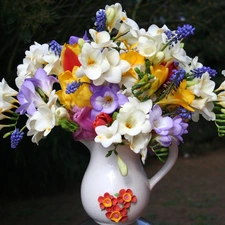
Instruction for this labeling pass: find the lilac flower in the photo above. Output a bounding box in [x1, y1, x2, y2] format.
[150, 103, 189, 147]
[11, 128, 24, 148]
[149, 104, 173, 136]
[90, 84, 128, 118]
[16, 68, 57, 115]
[69, 31, 89, 45]
[28, 68, 58, 96]
[169, 116, 188, 144]
[49, 40, 62, 56]
[16, 79, 44, 115]
[94, 9, 106, 32]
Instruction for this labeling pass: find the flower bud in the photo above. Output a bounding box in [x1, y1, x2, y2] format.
[55, 107, 69, 119]
[117, 155, 128, 176]
[78, 38, 85, 49]
[106, 8, 115, 24]
[153, 51, 165, 64]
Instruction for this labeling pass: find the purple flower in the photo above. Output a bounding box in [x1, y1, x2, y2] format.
[72, 106, 96, 141]
[69, 31, 89, 45]
[155, 115, 188, 147]
[90, 84, 128, 118]
[16, 68, 57, 115]
[28, 68, 58, 96]
[150, 104, 173, 135]
[16, 80, 44, 115]
[169, 116, 188, 144]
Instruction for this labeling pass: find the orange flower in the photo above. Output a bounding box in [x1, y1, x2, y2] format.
[157, 79, 195, 112]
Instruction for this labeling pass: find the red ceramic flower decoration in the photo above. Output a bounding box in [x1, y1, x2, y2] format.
[98, 192, 117, 211]
[106, 205, 128, 223]
[98, 188, 137, 223]
[117, 188, 137, 208]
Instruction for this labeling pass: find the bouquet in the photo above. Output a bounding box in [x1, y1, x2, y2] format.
[1, 3, 225, 172]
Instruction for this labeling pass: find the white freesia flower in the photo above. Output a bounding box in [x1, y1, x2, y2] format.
[121, 97, 153, 115]
[191, 98, 215, 122]
[25, 42, 49, 64]
[95, 120, 122, 147]
[147, 24, 169, 38]
[114, 17, 140, 45]
[125, 132, 152, 163]
[26, 90, 60, 144]
[188, 73, 217, 101]
[89, 29, 117, 49]
[0, 78, 18, 112]
[182, 56, 203, 73]
[42, 53, 63, 76]
[189, 73, 217, 122]
[76, 43, 110, 81]
[16, 42, 62, 88]
[117, 98, 152, 136]
[137, 36, 158, 59]
[105, 3, 124, 32]
[16, 58, 41, 88]
[217, 91, 225, 108]
[26, 104, 57, 144]
[164, 41, 191, 65]
[94, 48, 130, 85]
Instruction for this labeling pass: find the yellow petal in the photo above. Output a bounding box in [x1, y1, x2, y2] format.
[56, 67, 92, 109]
[157, 80, 195, 112]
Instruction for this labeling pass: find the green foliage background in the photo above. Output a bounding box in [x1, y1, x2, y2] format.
[0, 0, 225, 197]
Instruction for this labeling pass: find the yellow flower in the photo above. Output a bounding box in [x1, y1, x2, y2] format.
[149, 64, 169, 96]
[120, 51, 145, 79]
[157, 79, 195, 112]
[56, 67, 92, 109]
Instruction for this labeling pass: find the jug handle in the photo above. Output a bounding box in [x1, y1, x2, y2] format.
[149, 140, 179, 190]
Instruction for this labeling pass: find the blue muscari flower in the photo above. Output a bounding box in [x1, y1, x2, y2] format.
[94, 9, 106, 32]
[49, 40, 62, 56]
[169, 68, 186, 87]
[11, 128, 24, 149]
[176, 107, 193, 120]
[66, 81, 82, 94]
[191, 66, 217, 78]
[164, 24, 195, 46]
[175, 24, 195, 40]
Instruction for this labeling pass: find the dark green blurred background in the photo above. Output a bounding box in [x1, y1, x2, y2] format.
[0, 0, 225, 198]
